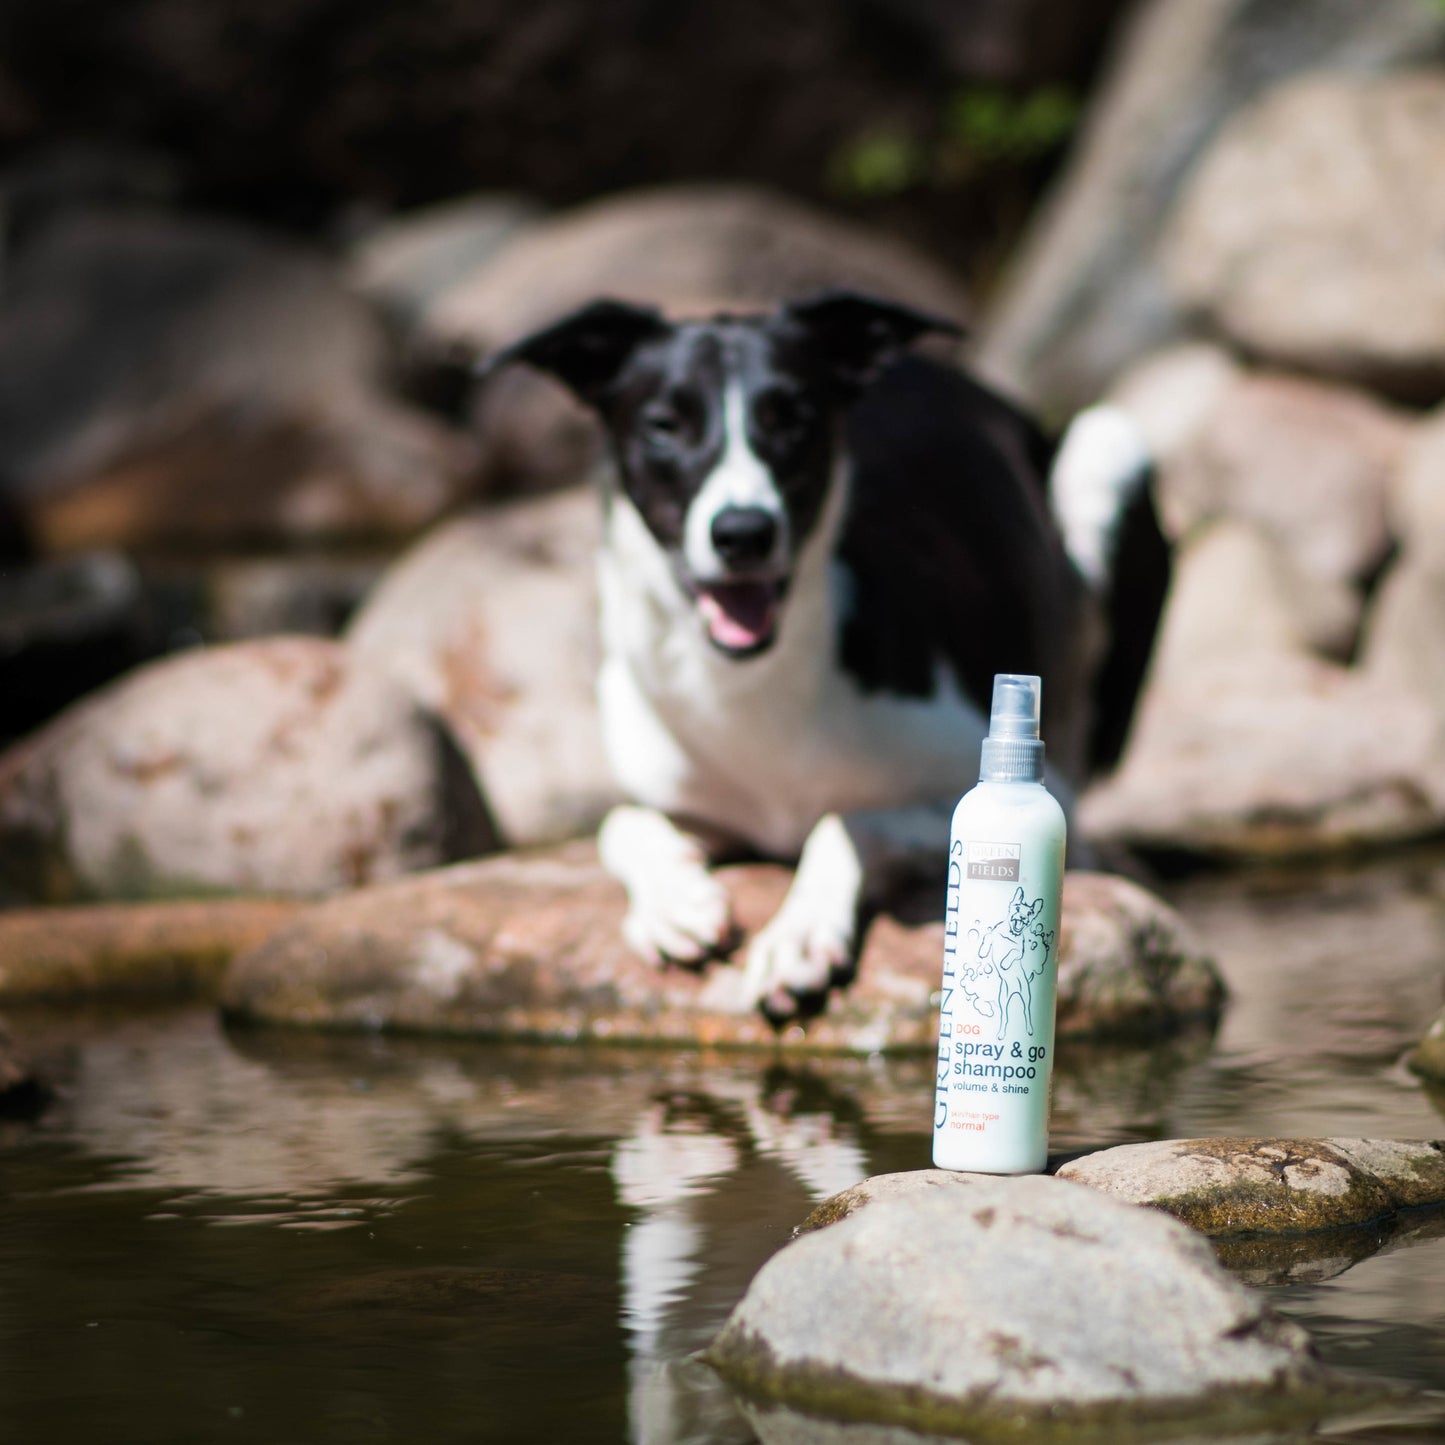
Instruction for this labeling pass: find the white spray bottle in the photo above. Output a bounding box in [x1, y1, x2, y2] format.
[933, 673, 1066, 1174]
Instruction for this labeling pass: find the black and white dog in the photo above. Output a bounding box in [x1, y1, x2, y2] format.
[492, 292, 1164, 1017]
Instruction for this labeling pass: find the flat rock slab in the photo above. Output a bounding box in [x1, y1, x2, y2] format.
[220, 846, 1222, 1052]
[0, 896, 306, 1002]
[705, 1175, 1354, 1439]
[1058, 1137, 1445, 1237]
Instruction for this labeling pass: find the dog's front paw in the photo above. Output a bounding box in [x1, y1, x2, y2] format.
[621, 865, 736, 968]
[743, 902, 856, 1019]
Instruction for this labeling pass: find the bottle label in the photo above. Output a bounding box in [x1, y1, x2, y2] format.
[936, 832, 1060, 1162]
[965, 840, 1019, 881]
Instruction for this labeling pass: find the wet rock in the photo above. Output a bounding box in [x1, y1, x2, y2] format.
[0, 637, 485, 902]
[799, 1163, 1445, 1290]
[432, 186, 973, 492]
[1210, 1210, 1445, 1290]
[1080, 521, 1445, 858]
[346, 492, 618, 847]
[221, 847, 1220, 1050]
[974, 0, 1445, 413]
[1055, 872, 1224, 1040]
[0, 896, 306, 1001]
[1164, 71, 1445, 402]
[705, 1176, 1345, 1437]
[0, 211, 473, 552]
[1057, 1137, 1445, 1236]
[1408, 1009, 1445, 1086]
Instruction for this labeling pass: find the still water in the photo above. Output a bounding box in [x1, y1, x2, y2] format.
[1, 853, 1443, 1444]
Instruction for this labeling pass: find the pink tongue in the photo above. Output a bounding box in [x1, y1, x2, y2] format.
[699, 584, 777, 649]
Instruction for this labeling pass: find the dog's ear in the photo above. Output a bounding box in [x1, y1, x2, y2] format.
[482, 299, 671, 409]
[782, 290, 964, 394]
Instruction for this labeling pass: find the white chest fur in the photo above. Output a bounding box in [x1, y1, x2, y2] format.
[596, 480, 989, 859]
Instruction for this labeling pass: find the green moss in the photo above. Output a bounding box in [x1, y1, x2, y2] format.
[1144, 1142, 1397, 1237]
[702, 1327, 1372, 1443]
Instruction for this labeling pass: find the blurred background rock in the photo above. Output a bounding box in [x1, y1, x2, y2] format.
[1, 0, 1444, 897]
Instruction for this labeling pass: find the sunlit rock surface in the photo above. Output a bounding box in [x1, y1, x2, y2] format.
[1058, 1137, 1445, 1235]
[1080, 521, 1445, 857]
[346, 493, 618, 850]
[0, 896, 306, 1001]
[705, 1176, 1350, 1437]
[1164, 72, 1445, 403]
[0, 638, 488, 902]
[221, 846, 1221, 1051]
[432, 186, 975, 494]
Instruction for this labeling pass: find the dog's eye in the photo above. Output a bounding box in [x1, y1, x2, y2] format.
[752, 389, 814, 442]
[640, 407, 682, 450]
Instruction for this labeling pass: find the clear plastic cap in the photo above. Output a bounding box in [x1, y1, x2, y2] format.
[979, 673, 1044, 782]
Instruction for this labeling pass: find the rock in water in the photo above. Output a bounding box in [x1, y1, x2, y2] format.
[705, 1175, 1350, 1436]
[221, 849, 1221, 1050]
[1058, 1137, 1445, 1234]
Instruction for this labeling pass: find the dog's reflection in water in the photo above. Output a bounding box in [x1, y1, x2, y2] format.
[610, 1072, 869, 1445]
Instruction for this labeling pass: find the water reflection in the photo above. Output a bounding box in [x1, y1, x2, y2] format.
[610, 1077, 873, 1444]
[1, 851, 1443, 1443]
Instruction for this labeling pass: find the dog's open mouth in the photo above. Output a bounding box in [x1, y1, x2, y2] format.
[695, 580, 784, 656]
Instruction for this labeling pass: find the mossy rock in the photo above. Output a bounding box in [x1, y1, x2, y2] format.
[1057, 1137, 1445, 1236]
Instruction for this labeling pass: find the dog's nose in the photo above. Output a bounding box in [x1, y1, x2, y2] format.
[710, 506, 778, 567]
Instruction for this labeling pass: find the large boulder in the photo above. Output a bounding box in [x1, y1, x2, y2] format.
[1107, 350, 1410, 659]
[345, 491, 617, 847]
[0, 211, 474, 552]
[428, 187, 975, 492]
[705, 1175, 1347, 1437]
[220, 846, 1222, 1050]
[1164, 71, 1445, 401]
[1144, 370, 1407, 587]
[1080, 520, 1445, 858]
[974, 0, 1445, 414]
[0, 637, 488, 902]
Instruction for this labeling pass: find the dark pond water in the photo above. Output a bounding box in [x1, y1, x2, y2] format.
[2, 852, 1444, 1444]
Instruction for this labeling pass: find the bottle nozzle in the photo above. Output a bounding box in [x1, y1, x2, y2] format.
[989, 674, 1041, 740]
[980, 673, 1044, 782]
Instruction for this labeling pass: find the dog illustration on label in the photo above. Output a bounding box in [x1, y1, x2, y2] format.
[962, 887, 1055, 1040]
